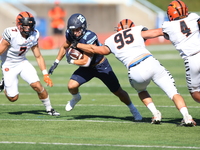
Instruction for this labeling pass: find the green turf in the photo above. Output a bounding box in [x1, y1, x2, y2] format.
[0, 45, 200, 150]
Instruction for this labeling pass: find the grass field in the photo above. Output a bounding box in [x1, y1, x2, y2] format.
[0, 44, 200, 150]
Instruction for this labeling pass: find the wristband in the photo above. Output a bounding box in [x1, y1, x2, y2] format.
[42, 70, 48, 75]
[55, 59, 60, 63]
[70, 59, 74, 64]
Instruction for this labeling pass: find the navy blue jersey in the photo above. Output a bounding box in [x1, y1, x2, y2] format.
[65, 29, 120, 93]
[66, 29, 104, 67]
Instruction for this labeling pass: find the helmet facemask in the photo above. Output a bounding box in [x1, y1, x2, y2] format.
[69, 27, 85, 40]
[67, 13, 87, 40]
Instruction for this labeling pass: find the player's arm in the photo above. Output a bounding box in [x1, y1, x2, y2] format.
[56, 41, 70, 61]
[0, 38, 10, 55]
[70, 40, 96, 67]
[70, 50, 93, 67]
[31, 44, 47, 71]
[48, 40, 70, 74]
[31, 44, 53, 87]
[75, 43, 110, 55]
[141, 28, 164, 39]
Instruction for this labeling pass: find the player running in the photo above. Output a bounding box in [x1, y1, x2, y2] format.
[48, 13, 142, 121]
[0, 11, 60, 116]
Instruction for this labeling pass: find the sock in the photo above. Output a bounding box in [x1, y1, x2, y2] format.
[128, 102, 136, 111]
[40, 95, 52, 111]
[128, 102, 140, 115]
[179, 106, 189, 117]
[147, 102, 158, 115]
[72, 93, 81, 101]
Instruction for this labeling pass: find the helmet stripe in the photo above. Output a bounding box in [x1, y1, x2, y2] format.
[120, 21, 124, 30]
[176, 0, 184, 16]
[25, 11, 31, 17]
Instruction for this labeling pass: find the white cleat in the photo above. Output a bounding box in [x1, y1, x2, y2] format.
[151, 110, 162, 124]
[46, 108, 60, 116]
[65, 99, 80, 111]
[180, 115, 196, 127]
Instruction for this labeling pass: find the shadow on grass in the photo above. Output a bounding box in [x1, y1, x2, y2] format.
[66, 115, 200, 126]
[67, 115, 135, 121]
[6, 111, 200, 126]
[8, 110, 47, 115]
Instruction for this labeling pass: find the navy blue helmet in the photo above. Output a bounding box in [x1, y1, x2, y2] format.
[67, 13, 87, 40]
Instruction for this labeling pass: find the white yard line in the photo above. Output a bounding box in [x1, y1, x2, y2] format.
[0, 104, 199, 108]
[0, 92, 193, 97]
[0, 141, 199, 149]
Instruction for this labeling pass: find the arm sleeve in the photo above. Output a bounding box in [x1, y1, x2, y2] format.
[2, 28, 11, 43]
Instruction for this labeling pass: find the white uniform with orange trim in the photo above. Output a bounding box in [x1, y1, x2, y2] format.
[104, 25, 178, 99]
[162, 13, 200, 93]
[0, 27, 40, 97]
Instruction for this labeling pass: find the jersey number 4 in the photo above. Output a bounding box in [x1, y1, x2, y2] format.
[114, 29, 134, 49]
[180, 21, 191, 37]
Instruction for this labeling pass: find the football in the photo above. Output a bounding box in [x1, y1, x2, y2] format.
[68, 48, 83, 60]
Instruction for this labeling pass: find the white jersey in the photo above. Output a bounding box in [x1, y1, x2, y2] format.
[0, 27, 40, 97]
[1, 27, 39, 65]
[105, 25, 178, 98]
[162, 13, 200, 59]
[105, 25, 151, 69]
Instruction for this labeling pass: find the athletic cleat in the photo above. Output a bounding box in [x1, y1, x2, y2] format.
[131, 109, 142, 121]
[65, 99, 80, 111]
[0, 78, 4, 92]
[151, 110, 162, 124]
[46, 108, 60, 116]
[180, 115, 196, 127]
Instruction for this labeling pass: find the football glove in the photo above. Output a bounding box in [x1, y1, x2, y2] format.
[48, 62, 58, 75]
[66, 52, 72, 64]
[43, 74, 53, 87]
[71, 40, 78, 49]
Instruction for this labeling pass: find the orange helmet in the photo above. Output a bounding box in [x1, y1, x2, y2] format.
[167, 0, 188, 21]
[117, 19, 135, 32]
[16, 11, 36, 36]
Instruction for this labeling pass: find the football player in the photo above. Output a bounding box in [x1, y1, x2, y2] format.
[72, 18, 196, 126]
[0, 11, 60, 116]
[160, 0, 200, 104]
[48, 13, 142, 121]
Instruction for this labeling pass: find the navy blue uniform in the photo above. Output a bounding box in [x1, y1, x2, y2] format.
[65, 29, 120, 92]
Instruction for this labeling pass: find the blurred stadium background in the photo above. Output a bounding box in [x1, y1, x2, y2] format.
[0, 0, 199, 49]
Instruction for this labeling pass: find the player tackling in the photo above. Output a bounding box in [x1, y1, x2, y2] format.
[72, 18, 196, 126]
[48, 13, 143, 121]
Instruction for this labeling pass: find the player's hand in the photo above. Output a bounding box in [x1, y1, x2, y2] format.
[71, 40, 78, 49]
[48, 62, 58, 75]
[66, 52, 72, 64]
[43, 74, 53, 87]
